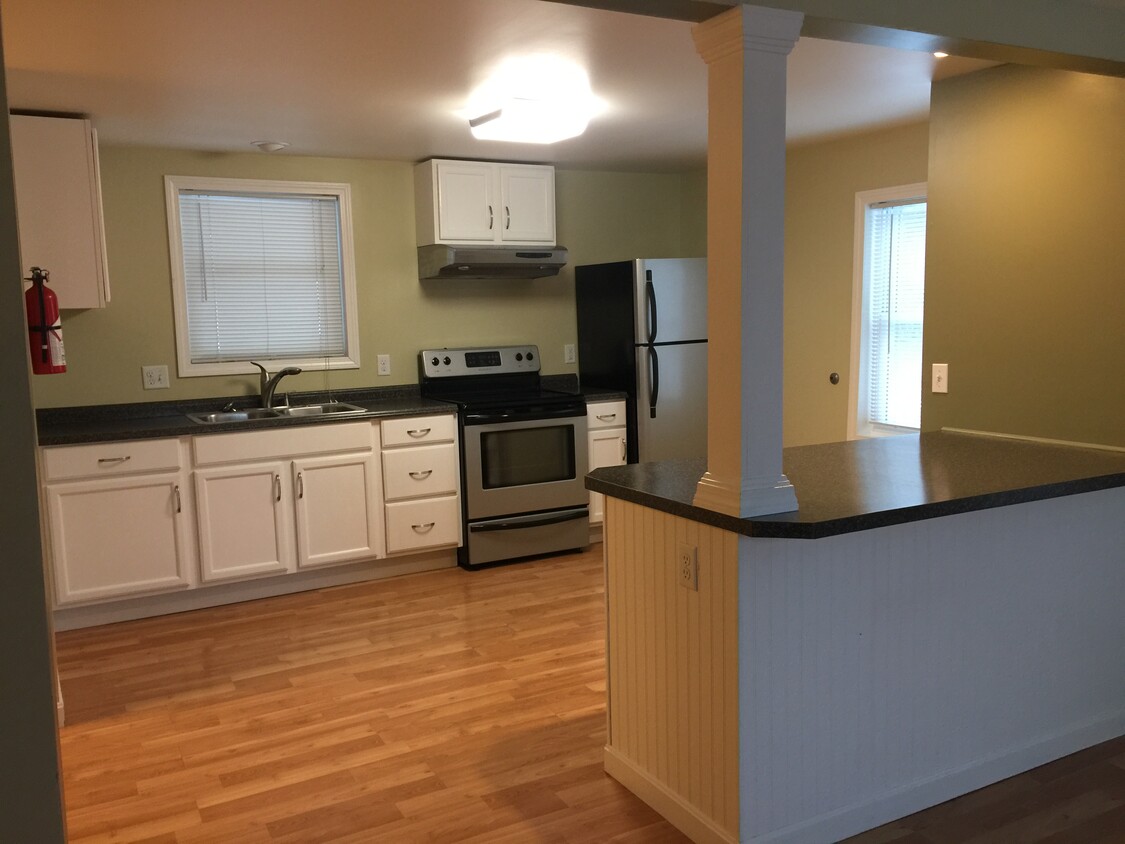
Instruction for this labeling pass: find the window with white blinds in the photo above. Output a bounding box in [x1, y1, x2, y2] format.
[855, 189, 927, 436]
[165, 176, 359, 377]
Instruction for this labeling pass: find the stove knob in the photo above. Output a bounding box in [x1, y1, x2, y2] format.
[443, 356, 452, 365]
[430, 356, 439, 367]
[526, 351, 534, 361]
[515, 353, 523, 361]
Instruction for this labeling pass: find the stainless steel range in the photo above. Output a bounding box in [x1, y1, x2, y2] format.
[419, 345, 589, 569]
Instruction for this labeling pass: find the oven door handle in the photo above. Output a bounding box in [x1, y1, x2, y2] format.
[469, 509, 588, 532]
[464, 405, 585, 425]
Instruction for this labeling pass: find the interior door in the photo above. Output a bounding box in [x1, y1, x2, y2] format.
[634, 342, 708, 462]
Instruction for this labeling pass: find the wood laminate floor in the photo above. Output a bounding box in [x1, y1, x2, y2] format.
[56, 545, 1125, 843]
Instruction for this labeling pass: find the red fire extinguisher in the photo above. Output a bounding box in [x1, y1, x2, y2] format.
[25, 266, 67, 374]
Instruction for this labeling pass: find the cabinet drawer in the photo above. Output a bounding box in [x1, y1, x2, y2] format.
[587, 401, 627, 430]
[385, 495, 460, 554]
[382, 444, 458, 501]
[42, 438, 182, 481]
[381, 414, 456, 447]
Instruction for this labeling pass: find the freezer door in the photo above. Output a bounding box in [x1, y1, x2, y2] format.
[633, 257, 708, 344]
[634, 342, 708, 462]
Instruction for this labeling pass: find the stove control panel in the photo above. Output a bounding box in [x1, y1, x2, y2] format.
[420, 345, 541, 378]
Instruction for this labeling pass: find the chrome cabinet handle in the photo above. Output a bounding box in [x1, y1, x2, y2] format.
[173, 485, 182, 514]
[595, 413, 617, 422]
[488, 205, 494, 230]
[621, 438, 627, 462]
[411, 522, 435, 533]
[407, 428, 431, 438]
[274, 474, 281, 503]
[97, 456, 131, 465]
[409, 469, 433, 480]
[297, 471, 304, 499]
[505, 205, 511, 230]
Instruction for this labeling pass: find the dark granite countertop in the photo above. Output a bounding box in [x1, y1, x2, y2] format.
[585, 431, 1125, 539]
[36, 386, 456, 446]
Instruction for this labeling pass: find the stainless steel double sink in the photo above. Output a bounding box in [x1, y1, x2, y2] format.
[187, 402, 367, 424]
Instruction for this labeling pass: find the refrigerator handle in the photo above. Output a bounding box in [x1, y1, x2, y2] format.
[648, 345, 660, 418]
[645, 275, 658, 343]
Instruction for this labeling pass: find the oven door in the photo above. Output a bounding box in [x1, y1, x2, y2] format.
[462, 411, 589, 520]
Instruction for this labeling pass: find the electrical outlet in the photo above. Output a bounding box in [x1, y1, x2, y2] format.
[564, 343, 576, 364]
[141, 364, 169, 390]
[377, 354, 391, 376]
[677, 543, 698, 591]
[932, 363, 949, 394]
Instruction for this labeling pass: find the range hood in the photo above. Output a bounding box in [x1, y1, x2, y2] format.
[417, 244, 569, 280]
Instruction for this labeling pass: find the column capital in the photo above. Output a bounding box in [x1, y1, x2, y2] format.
[693, 4, 803, 65]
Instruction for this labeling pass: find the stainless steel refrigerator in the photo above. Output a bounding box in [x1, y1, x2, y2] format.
[575, 258, 707, 463]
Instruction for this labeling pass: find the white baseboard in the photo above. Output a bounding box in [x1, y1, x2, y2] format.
[53, 550, 456, 630]
[604, 745, 737, 844]
[749, 711, 1125, 844]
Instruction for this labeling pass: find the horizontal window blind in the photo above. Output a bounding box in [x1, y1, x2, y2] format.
[178, 191, 345, 363]
[865, 200, 926, 429]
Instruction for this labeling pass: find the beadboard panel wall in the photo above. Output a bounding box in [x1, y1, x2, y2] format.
[603, 497, 740, 843]
[739, 486, 1125, 843]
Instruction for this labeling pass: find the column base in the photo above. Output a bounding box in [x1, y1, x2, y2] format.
[694, 470, 798, 518]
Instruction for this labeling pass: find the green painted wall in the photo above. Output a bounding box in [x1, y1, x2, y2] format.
[31, 149, 700, 408]
[783, 121, 930, 446]
[922, 65, 1125, 447]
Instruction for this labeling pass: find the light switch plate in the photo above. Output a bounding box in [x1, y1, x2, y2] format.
[142, 365, 169, 390]
[932, 363, 949, 394]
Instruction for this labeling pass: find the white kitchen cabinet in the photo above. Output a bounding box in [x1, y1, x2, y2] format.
[586, 400, 628, 526]
[41, 439, 191, 604]
[194, 461, 295, 582]
[293, 453, 381, 569]
[414, 159, 555, 247]
[381, 413, 462, 554]
[192, 422, 382, 583]
[10, 114, 110, 309]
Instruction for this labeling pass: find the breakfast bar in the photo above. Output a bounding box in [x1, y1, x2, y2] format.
[586, 432, 1125, 843]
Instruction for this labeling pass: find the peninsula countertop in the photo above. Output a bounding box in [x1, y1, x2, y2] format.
[585, 431, 1125, 539]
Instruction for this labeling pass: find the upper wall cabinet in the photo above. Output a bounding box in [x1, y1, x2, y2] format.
[414, 159, 556, 247]
[9, 114, 111, 309]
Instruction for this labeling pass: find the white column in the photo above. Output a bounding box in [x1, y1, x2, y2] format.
[692, 4, 801, 518]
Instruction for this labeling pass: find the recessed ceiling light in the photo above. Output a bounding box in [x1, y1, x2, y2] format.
[251, 140, 290, 153]
[933, 51, 949, 59]
[462, 55, 603, 145]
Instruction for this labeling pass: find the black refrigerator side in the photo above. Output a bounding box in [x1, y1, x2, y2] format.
[575, 261, 641, 463]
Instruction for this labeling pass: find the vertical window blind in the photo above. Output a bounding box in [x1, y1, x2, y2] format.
[178, 191, 345, 363]
[864, 199, 927, 430]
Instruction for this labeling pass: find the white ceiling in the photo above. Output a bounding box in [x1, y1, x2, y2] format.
[1, 0, 996, 171]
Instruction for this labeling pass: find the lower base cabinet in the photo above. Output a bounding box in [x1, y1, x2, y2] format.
[46, 472, 192, 604]
[293, 453, 382, 568]
[586, 401, 628, 526]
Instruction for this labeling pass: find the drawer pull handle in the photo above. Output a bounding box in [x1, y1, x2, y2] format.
[409, 470, 433, 480]
[173, 485, 182, 514]
[411, 522, 435, 533]
[407, 428, 431, 438]
[97, 456, 131, 465]
[596, 413, 617, 422]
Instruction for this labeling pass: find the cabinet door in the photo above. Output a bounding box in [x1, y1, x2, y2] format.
[587, 427, 627, 526]
[293, 454, 383, 569]
[499, 165, 555, 244]
[10, 115, 109, 308]
[435, 161, 496, 242]
[46, 473, 190, 604]
[195, 462, 294, 582]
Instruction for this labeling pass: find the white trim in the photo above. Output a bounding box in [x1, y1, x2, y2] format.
[941, 426, 1125, 453]
[848, 181, 927, 440]
[164, 175, 361, 379]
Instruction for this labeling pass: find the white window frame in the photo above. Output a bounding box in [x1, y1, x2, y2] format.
[848, 182, 928, 440]
[164, 175, 361, 378]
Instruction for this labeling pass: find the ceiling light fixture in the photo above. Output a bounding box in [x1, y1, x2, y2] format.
[251, 140, 290, 153]
[463, 55, 603, 145]
[932, 51, 949, 58]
